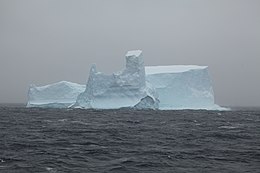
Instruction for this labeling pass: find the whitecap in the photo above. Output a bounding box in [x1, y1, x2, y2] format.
[58, 119, 68, 122]
[218, 125, 237, 129]
[71, 120, 89, 125]
[46, 167, 56, 173]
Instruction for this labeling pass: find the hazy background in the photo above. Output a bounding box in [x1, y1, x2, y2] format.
[0, 0, 259, 107]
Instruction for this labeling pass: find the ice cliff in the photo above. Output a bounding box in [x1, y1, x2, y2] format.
[145, 65, 223, 110]
[27, 81, 85, 108]
[73, 50, 159, 109]
[27, 50, 224, 110]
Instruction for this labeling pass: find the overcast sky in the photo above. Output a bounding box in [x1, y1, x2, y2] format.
[0, 0, 259, 107]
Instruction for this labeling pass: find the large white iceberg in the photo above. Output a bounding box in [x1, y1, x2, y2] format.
[27, 81, 85, 108]
[26, 50, 225, 110]
[73, 50, 159, 109]
[145, 65, 224, 110]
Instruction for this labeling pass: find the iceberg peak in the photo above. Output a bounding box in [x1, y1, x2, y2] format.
[90, 64, 97, 74]
[125, 50, 142, 57]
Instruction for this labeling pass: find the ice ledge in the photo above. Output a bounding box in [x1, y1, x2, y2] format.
[160, 105, 230, 111]
[145, 65, 208, 74]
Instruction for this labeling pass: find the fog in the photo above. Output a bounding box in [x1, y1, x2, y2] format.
[0, 0, 259, 107]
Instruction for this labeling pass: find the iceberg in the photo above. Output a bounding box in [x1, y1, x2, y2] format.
[145, 65, 224, 110]
[73, 50, 159, 109]
[26, 50, 226, 110]
[27, 81, 85, 108]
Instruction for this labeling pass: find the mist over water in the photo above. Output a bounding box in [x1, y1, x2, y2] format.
[0, 106, 259, 172]
[0, 0, 260, 107]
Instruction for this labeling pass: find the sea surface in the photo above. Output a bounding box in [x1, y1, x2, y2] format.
[0, 105, 259, 173]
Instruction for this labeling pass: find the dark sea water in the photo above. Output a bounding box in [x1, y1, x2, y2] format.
[0, 105, 259, 173]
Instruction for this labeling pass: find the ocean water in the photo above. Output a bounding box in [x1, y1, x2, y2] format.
[0, 105, 259, 173]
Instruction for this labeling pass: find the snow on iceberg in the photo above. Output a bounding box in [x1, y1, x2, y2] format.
[27, 81, 85, 108]
[145, 65, 225, 110]
[73, 50, 159, 109]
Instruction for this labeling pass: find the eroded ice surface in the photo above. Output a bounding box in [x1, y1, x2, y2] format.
[74, 50, 159, 109]
[27, 81, 85, 108]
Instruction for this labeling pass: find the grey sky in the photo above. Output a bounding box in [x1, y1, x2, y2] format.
[0, 0, 259, 107]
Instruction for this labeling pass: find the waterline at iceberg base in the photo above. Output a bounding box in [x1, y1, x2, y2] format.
[27, 50, 227, 110]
